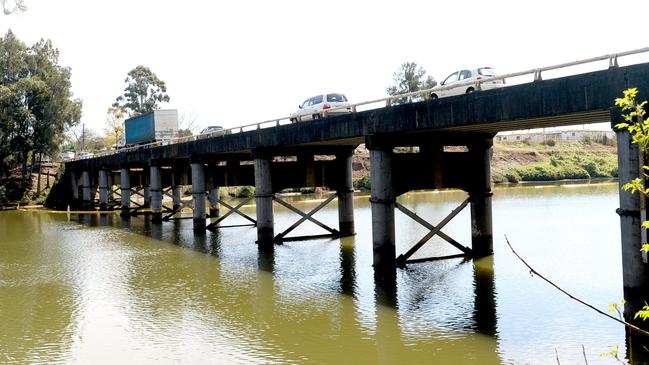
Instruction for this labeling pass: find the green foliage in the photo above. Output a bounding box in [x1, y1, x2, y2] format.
[386, 62, 437, 105]
[235, 185, 255, 197]
[177, 128, 193, 137]
[542, 139, 556, 147]
[635, 305, 649, 321]
[354, 175, 371, 190]
[0, 30, 81, 181]
[113, 65, 170, 116]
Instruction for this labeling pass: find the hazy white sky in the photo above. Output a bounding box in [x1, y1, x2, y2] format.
[2, 0, 649, 134]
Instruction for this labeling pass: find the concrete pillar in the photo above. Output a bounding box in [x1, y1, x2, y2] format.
[98, 169, 108, 210]
[469, 139, 494, 257]
[337, 150, 355, 236]
[107, 173, 114, 202]
[254, 154, 274, 245]
[370, 147, 395, 268]
[615, 128, 649, 312]
[150, 165, 162, 222]
[142, 168, 151, 208]
[120, 168, 131, 217]
[81, 170, 92, 209]
[172, 185, 183, 211]
[209, 187, 220, 217]
[191, 162, 206, 231]
[70, 171, 79, 202]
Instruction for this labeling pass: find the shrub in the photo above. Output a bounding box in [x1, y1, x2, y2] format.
[354, 176, 371, 190]
[504, 171, 521, 183]
[558, 165, 590, 179]
[235, 185, 255, 197]
[542, 139, 556, 147]
[515, 163, 560, 181]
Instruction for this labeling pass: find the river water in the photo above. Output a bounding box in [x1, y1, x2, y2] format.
[0, 182, 630, 364]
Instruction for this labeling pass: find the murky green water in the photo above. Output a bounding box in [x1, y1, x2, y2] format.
[0, 182, 628, 364]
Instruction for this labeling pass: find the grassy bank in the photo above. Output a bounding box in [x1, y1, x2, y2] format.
[491, 140, 617, 183]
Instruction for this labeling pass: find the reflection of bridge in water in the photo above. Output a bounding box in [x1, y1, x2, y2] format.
[78, 211, 501, 363]
[63, 57, 649, 359]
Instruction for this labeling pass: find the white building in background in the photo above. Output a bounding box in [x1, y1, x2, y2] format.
[495, 129, 615, 143]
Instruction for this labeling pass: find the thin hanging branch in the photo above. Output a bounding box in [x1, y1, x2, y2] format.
[504, 235, 649, 337]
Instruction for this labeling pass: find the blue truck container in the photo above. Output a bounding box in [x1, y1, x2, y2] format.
[124, 110, 178, 145]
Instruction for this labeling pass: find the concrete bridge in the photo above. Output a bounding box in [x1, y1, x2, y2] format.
[64, 62, 649, 310]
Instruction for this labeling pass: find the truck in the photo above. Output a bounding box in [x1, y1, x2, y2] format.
[124, 109, 178, 146]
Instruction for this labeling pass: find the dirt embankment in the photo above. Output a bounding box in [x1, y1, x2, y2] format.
[0, 162, 60, 208]
[350, 140, 618, 186]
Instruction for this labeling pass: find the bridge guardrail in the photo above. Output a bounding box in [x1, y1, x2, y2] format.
[68, 46, 649, 162]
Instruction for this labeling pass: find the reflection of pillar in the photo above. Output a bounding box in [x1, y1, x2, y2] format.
[191, 162, 206, 231]
[81, 170, 91, 209]
[337, 150, 355, 236]
[472, 256, 497, 336]
[469, 139, 494, 257]
[120, 168, 131, 217]
[339, 237, 356, 296]
[150, 165, 162, 222]
[369, 146, 395, 268]
[98, 169, 108, 210]
[373, 267, 399, 364]
[254, 153, 274, 245]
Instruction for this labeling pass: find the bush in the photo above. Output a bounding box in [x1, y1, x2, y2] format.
[558, 165, 590, 179]
[235, 185, 255, 197]
[504, 171, 521, 183]
[353, 176, 371, 190]
[515, 163, 560, 181]
[542, 139, 556, 147]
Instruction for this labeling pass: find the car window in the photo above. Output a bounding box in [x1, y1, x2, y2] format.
[459, 70, 472, 80]
[478, 68, 497, 77]
[327, 93, 347, 102]
[301, 99, 310, 108]
[312, 95, 323, 104]
[442, 72, 459, 85]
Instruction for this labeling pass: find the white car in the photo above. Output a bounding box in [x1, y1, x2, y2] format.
[290, 93, 351, 122]
[197, 125, 225, 139]
[431, 67, 504, 99]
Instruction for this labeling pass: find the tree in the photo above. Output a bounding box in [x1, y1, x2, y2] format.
[1, 0, 26, 15]
[113, 65, 170, 116]
[105, 106, 125, 149]
[0, 30, 81, 182]
[386, 62, 437, 105]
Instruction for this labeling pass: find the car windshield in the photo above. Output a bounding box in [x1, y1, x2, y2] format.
[478, 68, 497, 77]
[327, 94, 347, 102]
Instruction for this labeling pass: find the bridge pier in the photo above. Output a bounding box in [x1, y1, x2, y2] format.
[81, 170, 92, 209]
[171, 168, 183, 212]
[142, 167, 151, 209]
[150, 164, 162, 223]
[468, 139, 494, 256]
[337, 150, 355, 236]
[254, 152, 274, 245]
[98, 169, 108, 210]
[107, 172, 114, 203]
[70, 170, 79, 208]
[369, 146, 395, 269]
[120, 168, 131, 217]
[207, 169, 220, 217]
[615, 127, 649, 309]
[191, 162, 206, 231]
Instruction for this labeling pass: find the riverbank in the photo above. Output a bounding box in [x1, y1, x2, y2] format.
[351, 139, 618, 189]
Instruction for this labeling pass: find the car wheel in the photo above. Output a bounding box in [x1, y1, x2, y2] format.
[466, 87, 475, 94]
[313, 113, 321, 119]
[290, 117, 296, 123]
[431, 93, 438, 100]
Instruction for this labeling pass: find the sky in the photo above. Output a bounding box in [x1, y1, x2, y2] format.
[2, 0, 649, 135]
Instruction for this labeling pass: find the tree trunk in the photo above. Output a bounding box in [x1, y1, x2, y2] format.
[36, 152, 42, 195]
